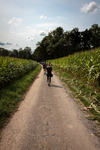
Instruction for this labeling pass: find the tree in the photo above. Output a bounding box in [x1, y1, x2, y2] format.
[80, 29, 91, 50]
[33, 47, 42, 61]
[24, 47, 32, 59]
[64, 31, 74, 55]
[89, 24, 100, 48]
[33, 24, 100, 60]
[13, 49, 18, 58]
[9, 51, 16, 57]
[0, 48, 9, 56]
[48, 27, 65, 59]
[69, 28, 81, 52]
[18, 48, 24, 58]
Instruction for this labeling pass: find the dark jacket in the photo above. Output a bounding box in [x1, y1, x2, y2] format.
[46, 66, 52, 77]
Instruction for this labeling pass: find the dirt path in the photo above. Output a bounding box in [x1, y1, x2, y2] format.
[0, 68, 100, 150]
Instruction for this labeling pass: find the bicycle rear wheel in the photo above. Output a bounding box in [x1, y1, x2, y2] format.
[48, 76, 51, 86]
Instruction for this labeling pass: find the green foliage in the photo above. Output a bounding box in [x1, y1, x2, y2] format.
[0, 56, 38, 89]
[52, 65, 100, 122]
[48, 47, 100, 122]
[33, 24, 100, 61]
[0, 46, 33, 60]
[48, 47, 100, 87]
[0, 64, 41, 129]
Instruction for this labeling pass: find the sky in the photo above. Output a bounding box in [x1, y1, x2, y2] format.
[0, 0, 100, 52]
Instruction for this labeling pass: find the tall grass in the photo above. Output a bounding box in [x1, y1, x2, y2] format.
[49, 47, 100, 88]
[48, 47, 100, 122]
[0, 64, 41, 129]
[0, 57, 38, 88]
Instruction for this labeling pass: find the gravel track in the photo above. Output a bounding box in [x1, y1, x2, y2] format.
[0, 68, 100, 150]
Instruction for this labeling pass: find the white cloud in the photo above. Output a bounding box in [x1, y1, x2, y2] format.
[0, 41, 12, 45]
[40, 15, 47, 20]
[36, 23, 59, 28]
[10, 30, 15, 34]
[39, 30, 47, 36]
[81, 1, 100, 14]
[30, 38, 35, 42]
[27, 27, 36, 36]
[17, 29, 35, 42]
[26, 36, 35, 42]
[45, 28, 54, 34]
[56, 16, 64, 20]
[16, 44, 19, 47]
[8, 17, 23, 27]
[17, 33, 24, 36]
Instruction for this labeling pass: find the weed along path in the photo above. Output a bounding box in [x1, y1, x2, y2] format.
[0, 68, 100, 150]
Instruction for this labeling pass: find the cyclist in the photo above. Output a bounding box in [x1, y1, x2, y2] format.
[46, 63, 53, 86]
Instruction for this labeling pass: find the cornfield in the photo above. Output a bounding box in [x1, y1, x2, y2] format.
[49, 47, 100, 86]
[0, 56, 38, 88]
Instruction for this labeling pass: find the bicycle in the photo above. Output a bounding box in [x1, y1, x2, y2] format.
[47, 76, 51, 86]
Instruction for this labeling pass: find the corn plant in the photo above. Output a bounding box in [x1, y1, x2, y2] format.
[48, 47, 100, 86]
[0, 57, 38, 88]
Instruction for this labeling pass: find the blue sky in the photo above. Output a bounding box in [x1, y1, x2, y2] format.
[0, 0, 100, 51]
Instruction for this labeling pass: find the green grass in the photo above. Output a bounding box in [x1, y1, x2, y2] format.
[53, 66, 100, 123]
[0, 64, 41, 129]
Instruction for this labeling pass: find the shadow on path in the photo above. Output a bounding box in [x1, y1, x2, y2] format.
[51, 84, 63, 88]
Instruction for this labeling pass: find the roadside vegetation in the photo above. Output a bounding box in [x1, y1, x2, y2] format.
[48, 47, 100, 123]
[0, 23, 100, 128]
[0, 57, 41, 129]
[0, 56, 38, 89]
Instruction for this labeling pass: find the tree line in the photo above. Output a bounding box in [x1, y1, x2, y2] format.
[0, 47, 33, 60]
[33, 24, 100, 61]
[0, 24, 100, 61]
